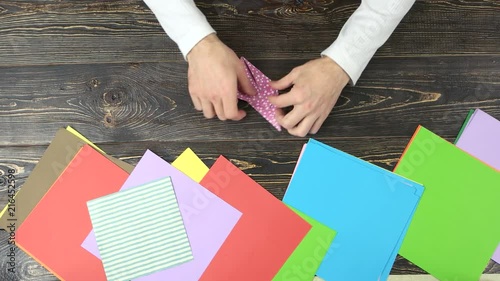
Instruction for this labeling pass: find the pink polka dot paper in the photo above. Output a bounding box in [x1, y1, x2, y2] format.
[237, 57, 282, 131]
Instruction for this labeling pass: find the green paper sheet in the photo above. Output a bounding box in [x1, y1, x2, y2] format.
[273, 206, 336, 281]
[394, 126, 500, 281]
[455, 109, 475, 141]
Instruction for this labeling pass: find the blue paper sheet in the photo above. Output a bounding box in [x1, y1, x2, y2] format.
[283, 139, 424, 281]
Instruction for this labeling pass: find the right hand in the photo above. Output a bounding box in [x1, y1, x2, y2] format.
[186, 34, 256, 121]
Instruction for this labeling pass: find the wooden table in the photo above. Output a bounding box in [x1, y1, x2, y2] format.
[0, 0, 499, 279]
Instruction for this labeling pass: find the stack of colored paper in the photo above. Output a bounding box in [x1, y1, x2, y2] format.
[282, 109, 500, 281]
[1, 107, 499, 281]
[454, 109, 500, 263]
[1, 127, 333, 281]
[284, 139, 424, 281]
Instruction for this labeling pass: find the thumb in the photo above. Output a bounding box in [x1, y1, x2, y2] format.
[236, 60, 257, 96]
[270, 68, 298, 90]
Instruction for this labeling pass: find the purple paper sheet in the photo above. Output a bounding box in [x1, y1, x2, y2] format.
[81, 150, 242, 280]
[455, 109, 500, 263]
[237, 57, 281, 131]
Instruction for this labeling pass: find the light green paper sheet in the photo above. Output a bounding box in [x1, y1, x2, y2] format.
[394, 126, 500, 281]
[273, 205, 336, 281]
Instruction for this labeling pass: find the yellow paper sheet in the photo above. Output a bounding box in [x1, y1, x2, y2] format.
[66, 126, 104, 153]
[172, 148, 209, 183]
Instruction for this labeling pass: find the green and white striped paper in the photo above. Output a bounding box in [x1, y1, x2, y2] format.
[87, 177, 192, 281]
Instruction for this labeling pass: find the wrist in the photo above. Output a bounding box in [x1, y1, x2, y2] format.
[320, 56, 350, 86]
[186, 33, 219, 63]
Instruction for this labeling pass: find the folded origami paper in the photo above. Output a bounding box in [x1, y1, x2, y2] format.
[16, 145, 130, 280]
[395, 126, 500, 281]
[237, 57, 281, 131]
[283, 139, 424, 281]
[88, 177, 193, 281]
[198, 156, 311, 281]
[455, 109, 500, 263]
[82, 150, 241, 281]
[0, 127, 133, 230]
[171, 148, 337, 281]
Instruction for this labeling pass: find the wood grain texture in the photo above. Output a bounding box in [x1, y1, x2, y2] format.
[0, 0, 499, 66]
[0, 56, 499, 145]
[0, 0, 499, 278]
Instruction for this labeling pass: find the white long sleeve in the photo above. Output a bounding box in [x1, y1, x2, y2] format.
[143, 0, 215, 59]
[145, 0, 415, 84]
[322, 0, 415, 84]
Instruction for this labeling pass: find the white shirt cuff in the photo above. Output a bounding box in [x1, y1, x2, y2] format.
[143, 0, 216, 60]
[321, 40, 370, 86]
[177, 25, 216, 60]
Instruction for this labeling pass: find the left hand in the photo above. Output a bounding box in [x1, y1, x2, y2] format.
[269, 56, 350, 137]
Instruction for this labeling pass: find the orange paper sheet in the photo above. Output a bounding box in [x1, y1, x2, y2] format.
[199, 156, 311, 281]
[16, 145, 129, 281]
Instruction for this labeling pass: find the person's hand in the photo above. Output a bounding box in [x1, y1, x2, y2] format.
[186, 34, 256, 121]
[269, 57, 350, 137]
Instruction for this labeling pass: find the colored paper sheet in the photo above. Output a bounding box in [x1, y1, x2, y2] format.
[172, 148, 209, 183]
[455, 109, 500, 263]
[16, 145, 130, 281]
[82, 150, 241, 281]
[88, 177, 193, 281]
[283, 139, 424, 281]
[171, 149, 337, 281]
[0, 128, 133, 230]
[455, 109, 475, 141]
[198, 156, 311, 281]
[455, 109, 500, 170]
[395, 126, 500, 281]
[66, 126, 104, 153]
[237, 57, 281, 131]
[273, 205, 336, 281]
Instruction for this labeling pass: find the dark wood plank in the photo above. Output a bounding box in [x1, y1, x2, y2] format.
[0, 0, 499, 66]
[0, 56, 498, 145]
[0, 139, 499, 278]
[0, 0, 184, 66]
[202, 0, 500, 58]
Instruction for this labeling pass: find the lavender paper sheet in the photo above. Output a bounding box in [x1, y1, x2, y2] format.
[81, 150, 242, 280]
[455, 109, 500, 263]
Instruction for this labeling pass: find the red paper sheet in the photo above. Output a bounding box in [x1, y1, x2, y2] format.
[199, 156, 311, 281]
[16, 145, 129, 281]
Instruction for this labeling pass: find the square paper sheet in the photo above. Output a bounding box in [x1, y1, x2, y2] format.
[0, 128, 133, 230]
[198, 156, 311, 281]
[16, 145, 130, 280]
[81, 150, 241, 281]
[170, 149, 337, 281]
[395, 126, 500, 280]
[455, 109, 500, 262]
[87, 177, 192, 281]
[283, 139, 424, 281]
